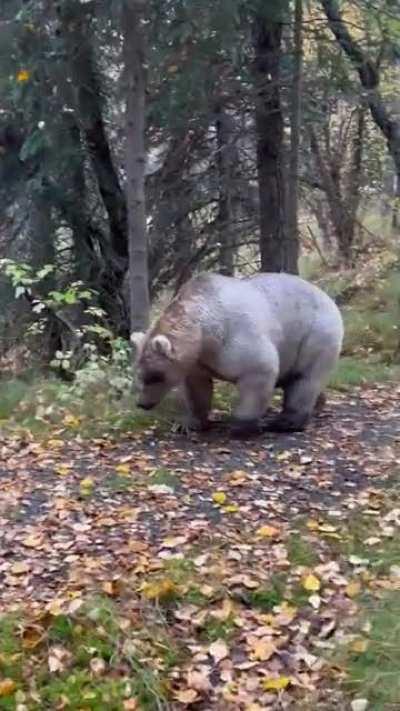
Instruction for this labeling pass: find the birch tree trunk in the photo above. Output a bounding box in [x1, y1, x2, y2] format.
[216, 107, 236, 276]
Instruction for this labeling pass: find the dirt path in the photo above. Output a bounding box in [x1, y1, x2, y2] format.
[0, 384, 399, 708]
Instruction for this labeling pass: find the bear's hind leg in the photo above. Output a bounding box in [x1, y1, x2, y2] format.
[182, 371, 213, 431]
[269, 375, 321, 432]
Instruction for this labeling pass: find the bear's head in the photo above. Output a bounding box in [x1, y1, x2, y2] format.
[131, 331, 185, 410]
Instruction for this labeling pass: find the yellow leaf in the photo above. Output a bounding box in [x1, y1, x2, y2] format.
[80, 477, 94, 495]
[223, 504, 239, 513]
[318, 523, 337, 533]
[47, 439, 64, 449]
[346, 581, 362, 598]
[262, 675, 291, 691]
[302, 574, 321, 592]
[141, 578, 177, 602]
[256, 525, 280, 539]
[16, 69, 30, 83]
[80, 477, 94, 488]
[55, 464, 72, 476]
[350, 638, 368, 654]
[115, 464, 131, 476]
[0, 679, 16, 697]
[306, 519, 320, 531]
[167, 65, 179, 74]
[63, 414, 80, 428]
[212, 491, 226, 505]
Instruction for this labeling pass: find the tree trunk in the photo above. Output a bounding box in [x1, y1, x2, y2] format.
[30, 188, 54, 273]
[57, 1, 128, 272]
[309, 108, 365, 266]
[286, 0, 302, 273]
[321, 0, 400, 201]
[123, 0, 150, 333]
[344, 105, 365, 245]
[216, 107, 236, 276]
[252, 12, 289, 273]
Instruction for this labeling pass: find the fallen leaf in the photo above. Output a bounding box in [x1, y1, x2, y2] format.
[0, 680, 16, 697]
[212, 491, 227, 505]
[141, 578, 177, 601]
[349, 555, 369, 566]
[174, 688, 198, 703]
[211, 598, 234, 621]
[249, 637, 276, 661]
[256, 525, 280, 538]
[350, 638, 369, 653]
[162, 536, 187, 548]
[223, 503, 239, 513]
[123, 700, 139, 711]
[80, 477, 94, 489]
[346, 581, 361, 598]
[262, 675, 291, 691]
[48, 646, 70, 673]
[306, 519, 320, 530]
[90, 657, 106, 676]
[63, 414, 80, 428]
[209, 639, 229, 663]
[187, 668, 211, 692]
[55, 464, 72, 476]
[351, 700, 369, 711]
[302, 574, 321, 592]
[22, 625, 45, 650]
[115, 463, 131, 476]
[22, 534, 44, 549]
[11, 561, 30, 575]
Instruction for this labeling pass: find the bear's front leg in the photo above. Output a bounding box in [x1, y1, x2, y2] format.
[231, 371, 275, 438]
[181, 371, 214, 432]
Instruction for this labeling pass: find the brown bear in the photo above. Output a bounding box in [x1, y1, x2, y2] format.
[131, 272, 344, 435]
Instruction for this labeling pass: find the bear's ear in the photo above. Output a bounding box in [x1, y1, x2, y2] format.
[151, 334, 172, 358]
[130, 331, 145, 350]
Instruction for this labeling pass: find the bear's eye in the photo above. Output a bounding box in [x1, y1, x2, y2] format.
[143, 372, 165, 386]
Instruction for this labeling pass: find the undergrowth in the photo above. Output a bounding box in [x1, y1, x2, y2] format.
[0, 253, 398, 433]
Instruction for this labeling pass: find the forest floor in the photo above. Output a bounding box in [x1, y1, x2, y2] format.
[0, 383, 399, 710]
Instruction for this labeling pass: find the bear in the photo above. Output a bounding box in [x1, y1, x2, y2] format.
[131, 272, 344, 436]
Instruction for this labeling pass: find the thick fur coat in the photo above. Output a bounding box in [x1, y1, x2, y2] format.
[132, 272, 344, 434]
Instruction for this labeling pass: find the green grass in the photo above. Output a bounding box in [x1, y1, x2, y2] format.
[333, 509, 400, 575]
[0, 597, 174, 710]
[148, 468, 180, 489]
[287, 533, 320, 567]
[0, 378, 31, 420]
[329, 355, 400, 390]
[248, 574, 287, 612]
[338, 591, 400, 710]
[200, 615, 237, 642]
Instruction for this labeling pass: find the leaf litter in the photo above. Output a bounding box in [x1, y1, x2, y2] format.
[0, 385, 398, 708]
